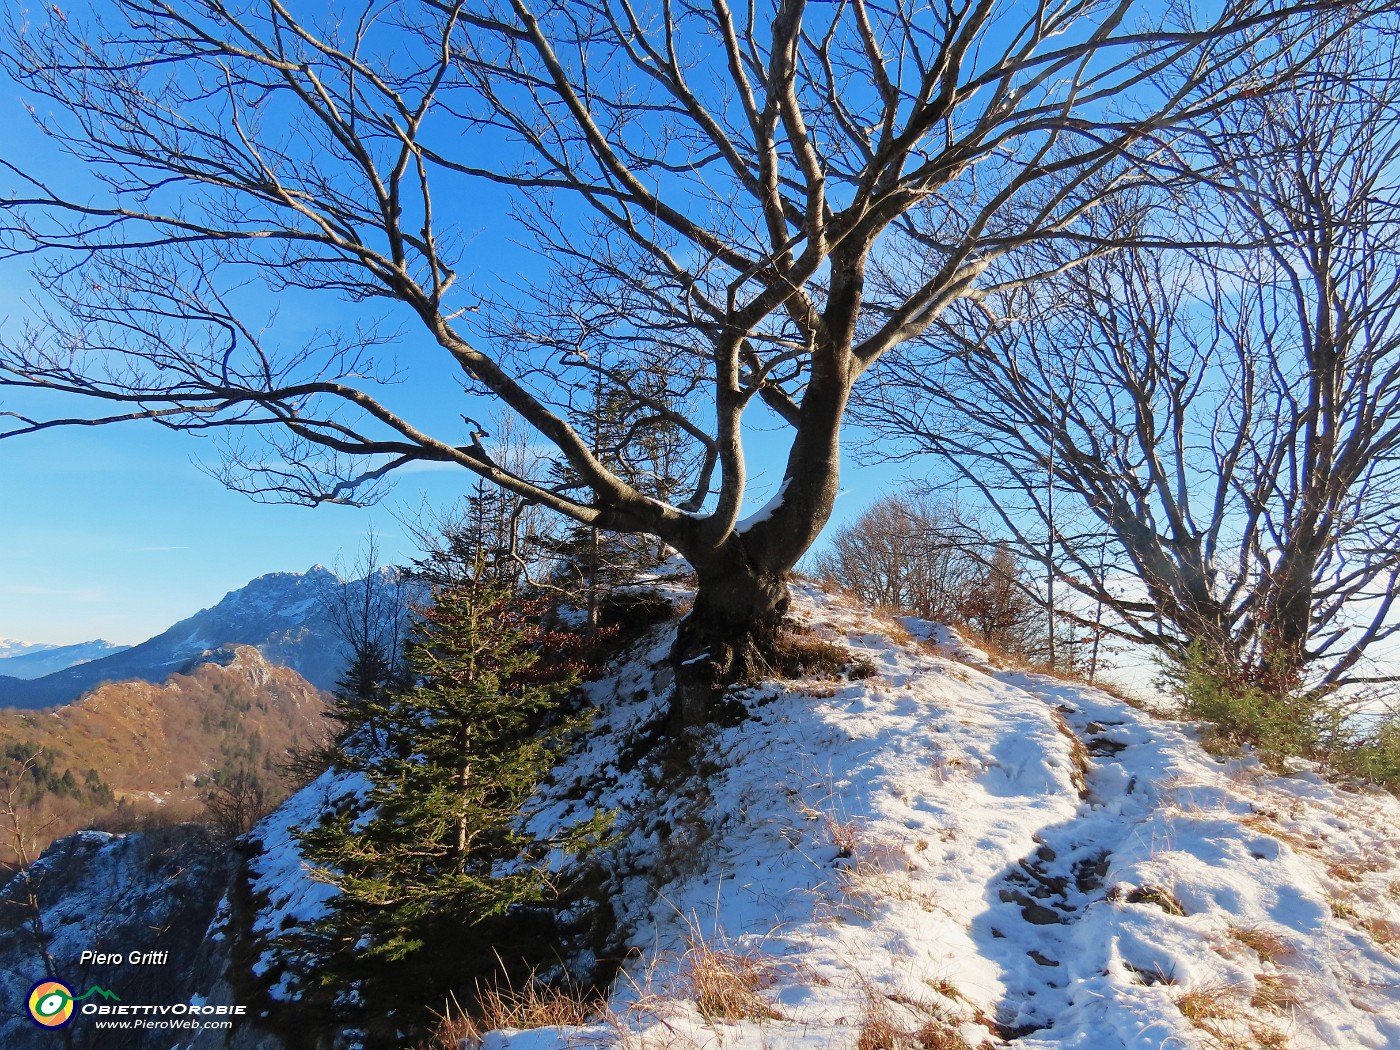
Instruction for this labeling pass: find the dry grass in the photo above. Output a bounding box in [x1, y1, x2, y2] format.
[1047, 707, 1090, 797]
[1357, 913, 1400, 951]
[1240, 814, 1321, 853]
[1228, 926, 1293, 964]
[423, 1002, 480, 1050]
[1119, 884, 1187, 916]
[1174, 981, 1293, 1050]
[1176, 982, 1237, 1026]
[934, 625, 1018, 670]
[677, 933, 782, 1022]
[913, 1020, 977, 1049]
[1175, 983, 1245, 1048]
[850, 656, 880, 679]
[1327, 858, 1384, 883]
[875, 615, 915, 648]
[933, 621, 1149, 707]
[767, 628, 857, 680]
[598, 924, 825, 1044]
[423, 983, 600, 1048]
[855, 992, 974, 1050]
[1251, 1030, 1291, 1050]
[836, 858, 939, 913]
[1250, 972, 1301, 1014]
[856, 998, 909, 1050]
[825, 812, 862, 858]
[1330, 896, 1360, 921]
[923, 976, 962, 1001]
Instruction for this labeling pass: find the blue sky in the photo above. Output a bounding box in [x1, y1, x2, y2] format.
[0, 378, 898, 645]
[0, 67, 462, 642]
[0, 5, 926, 646]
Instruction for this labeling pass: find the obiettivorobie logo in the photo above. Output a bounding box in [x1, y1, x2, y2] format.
[26, 980, 120, 1029]
[24, 977, 247, 1032]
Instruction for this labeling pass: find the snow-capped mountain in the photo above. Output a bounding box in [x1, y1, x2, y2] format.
[0, 566, 394, 709]
[0, 637, 56, 659]
[0, 638, 130, 680]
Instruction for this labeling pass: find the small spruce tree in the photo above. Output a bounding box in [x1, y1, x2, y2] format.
[324, 638, 403, 766]
[292, 566, 610, 1043]
[545, 369, 691, 626]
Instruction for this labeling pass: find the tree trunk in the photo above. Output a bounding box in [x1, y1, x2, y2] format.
[664, 323, 852, 727]
[671, 538, 791, 727]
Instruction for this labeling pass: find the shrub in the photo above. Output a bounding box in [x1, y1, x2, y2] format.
[596, 589, 675, 641]
[203, 766, 272, 838]
[1167, 643, 1400, 793]
[1333, 715, 1400, 789]
[770, 632, 853, 679]
[1167, 643, 1328, 763]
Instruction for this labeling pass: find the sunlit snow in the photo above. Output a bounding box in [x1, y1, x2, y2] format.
[250, 581, 1400, 1049]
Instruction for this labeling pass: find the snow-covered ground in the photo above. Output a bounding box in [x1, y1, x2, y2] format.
[251, 581, 1400, 1049]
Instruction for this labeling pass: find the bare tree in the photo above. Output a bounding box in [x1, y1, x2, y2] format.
[0, 0, 1374, 722]
[204, 766, 272, 838]
[329, 535, 409, 675]
[810, 492, 1052, 660]
[1, 752, 63, 996]
[810, 493, 979, 621]
[859, 24, 1400, 694]
[402, 413, 556, 592]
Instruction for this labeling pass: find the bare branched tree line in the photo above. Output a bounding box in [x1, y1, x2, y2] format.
[808, 494, 1048, 654]
[859, 21, 1400, 696]
[0, 1, 1391, 721]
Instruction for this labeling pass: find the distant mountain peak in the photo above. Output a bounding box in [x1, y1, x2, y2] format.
[0, 639, 132, 681]
[0, 565, 391, 710]
[0, 638, 58, 659]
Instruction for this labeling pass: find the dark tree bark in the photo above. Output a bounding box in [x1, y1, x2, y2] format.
[855, 22, 1400, 694]
[0, 0, 1379, 722]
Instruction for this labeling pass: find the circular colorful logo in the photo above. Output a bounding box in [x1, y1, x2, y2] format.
[27, 980, 75, 1029]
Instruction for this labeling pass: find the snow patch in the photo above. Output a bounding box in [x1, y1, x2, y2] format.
[249, 581, 1400, 1049]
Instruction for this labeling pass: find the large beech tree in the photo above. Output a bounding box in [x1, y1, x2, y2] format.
[0, 0, 1377, 721]
[859, 25, 1400, 695]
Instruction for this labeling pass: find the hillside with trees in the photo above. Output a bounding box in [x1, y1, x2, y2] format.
[0, 647, 327, 870]
[1, 1, 1399, 1048]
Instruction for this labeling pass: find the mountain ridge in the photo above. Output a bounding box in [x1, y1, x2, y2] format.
[0, 639, 131, 680]
[0, 566, 371, 709]
[0, 638, 58, 659]
[0, 643, 330, 867]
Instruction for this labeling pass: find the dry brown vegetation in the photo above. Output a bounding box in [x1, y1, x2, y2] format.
[766, 624, 858, 680]
[677, 933, 782, 1022]
[0, 648, 328, 865]
[1175, 981, 1292, 1050]
[1326, 858, 1384, 883]
[1110, 884, 1186, 916]
[1228, 926, 1293, 964]
[421, 983, 601, 1048]
[856, 989, 977, 1050]
[1359, 914, 1400, 951]
[1239, 814, 1321, 854]
[1249, 972, 1300, 1014]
